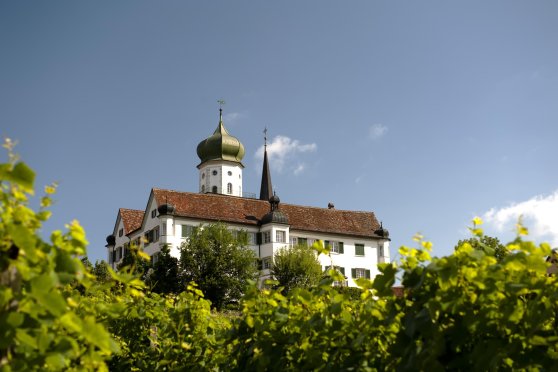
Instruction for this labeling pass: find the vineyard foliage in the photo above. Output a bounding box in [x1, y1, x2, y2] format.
[2, 141, 558, 370]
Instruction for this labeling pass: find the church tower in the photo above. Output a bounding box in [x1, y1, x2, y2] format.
[196, 108, 245, 196]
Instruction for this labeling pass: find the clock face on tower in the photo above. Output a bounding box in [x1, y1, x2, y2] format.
[212, 170, 217, 176]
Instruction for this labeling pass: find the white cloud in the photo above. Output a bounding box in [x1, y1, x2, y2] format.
[369, 124, 388, 140]
[482, 190, 558, 245]
[255, 135, 317, 174]
[223, 112, 243, 125]
[293, 164, 305, 175]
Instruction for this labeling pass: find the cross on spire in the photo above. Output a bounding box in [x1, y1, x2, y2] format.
[217, 99, 225, 117]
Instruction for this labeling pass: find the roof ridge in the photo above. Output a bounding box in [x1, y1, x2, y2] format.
[152, 187, 374, 213]
[119, 208, 144, 213]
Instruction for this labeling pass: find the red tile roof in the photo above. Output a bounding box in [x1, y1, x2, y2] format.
[119, 208, 144, 234]
[152, 188, 382, 239]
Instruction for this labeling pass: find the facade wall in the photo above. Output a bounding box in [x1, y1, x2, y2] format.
[109, 211, 390, 288]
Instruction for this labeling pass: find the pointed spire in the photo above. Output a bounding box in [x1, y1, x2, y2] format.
[259, 128, 273, 201]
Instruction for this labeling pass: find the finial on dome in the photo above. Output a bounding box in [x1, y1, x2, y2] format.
[264, 127, 268, 149]
[217, 99, 225, 123]
[196, 102, 245, 165]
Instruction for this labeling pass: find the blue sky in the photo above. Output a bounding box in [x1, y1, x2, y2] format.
[2, 1, 558, 264]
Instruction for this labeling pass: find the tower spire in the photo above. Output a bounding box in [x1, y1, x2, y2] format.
[259, 128, 273, 201]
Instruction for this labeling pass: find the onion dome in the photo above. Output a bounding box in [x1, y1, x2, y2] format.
[261, 193, 289, 225]
[106, 235, 116, 246]
[157, 203, 175, 216]
[196, 109, 245, 165]
[375, 222, 389, 238]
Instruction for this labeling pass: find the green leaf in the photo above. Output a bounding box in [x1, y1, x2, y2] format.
[59, 313, 83, 334]
[45, 353, 66, 369]
[10, 162, 35, 193]
[7, 312, 24, 327]
[16, 329, 38, 349]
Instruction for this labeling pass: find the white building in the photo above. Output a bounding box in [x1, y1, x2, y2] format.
[106, 108, 390, 287]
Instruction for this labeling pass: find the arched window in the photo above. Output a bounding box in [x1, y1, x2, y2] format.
[201, 185, 205, 193]
[212, 186, 218, 194]
[227, 183, 232, 194]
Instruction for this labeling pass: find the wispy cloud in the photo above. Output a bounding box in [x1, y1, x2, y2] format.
[293, 164, 305, 175]
[369, 124, 388, 140]
[223, 112, 244, 125]
[482, 190, 558, 245]
[255, 135, 317, 175]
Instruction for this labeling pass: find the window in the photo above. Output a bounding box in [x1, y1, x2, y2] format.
[247, 232, 257, 245]
[263, 231, 271, 244]
[378, 245, 384, 257]
[212, 186, 218, 193]
[298, 237, 308, 246]
[351, 268, 371, 280]
[325, 266, 347, 287]
[290, 236, 297, 246]
[201, 185, 205, 193]
[117, 247, 122, 260]
[326, 240, 344, 254]
[228, 171, 232, 176]
[153, 226, 160, 242]
[212, 170, 218, 176]
[227, 183, 232, 194]
[118, 228, 123, 237]
[151, 209, 157, 218]
[162, 223, 167, 236]
[355, 244, 365, 256]
[111, 250, 116, 263]
[276, 230, 286, 243]
[262, 256, 272, 270]
[202, 173, 205, 179]
[181, 225, 193, 238]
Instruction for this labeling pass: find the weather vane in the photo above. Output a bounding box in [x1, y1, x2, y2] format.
[217, 99, 225, 110]
[264, 127, 268, 148]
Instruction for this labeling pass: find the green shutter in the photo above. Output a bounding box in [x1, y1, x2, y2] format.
[339, 242, 344, 254]
[355, 244, 364, 256]
[325, 240, 330, 250]
[340, 267, 345, 276]
[351, 268, 356, 278]
[365, 269, 371, 279]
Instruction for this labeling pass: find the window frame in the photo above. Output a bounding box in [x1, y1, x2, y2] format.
[181, 224, 193, 238]
[326, 240, 344, 254]
[351, 268, 371, 280]
[263, 231, 271, 244]
[262, 256, 272, 270]
[276, 230, 286, 243]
